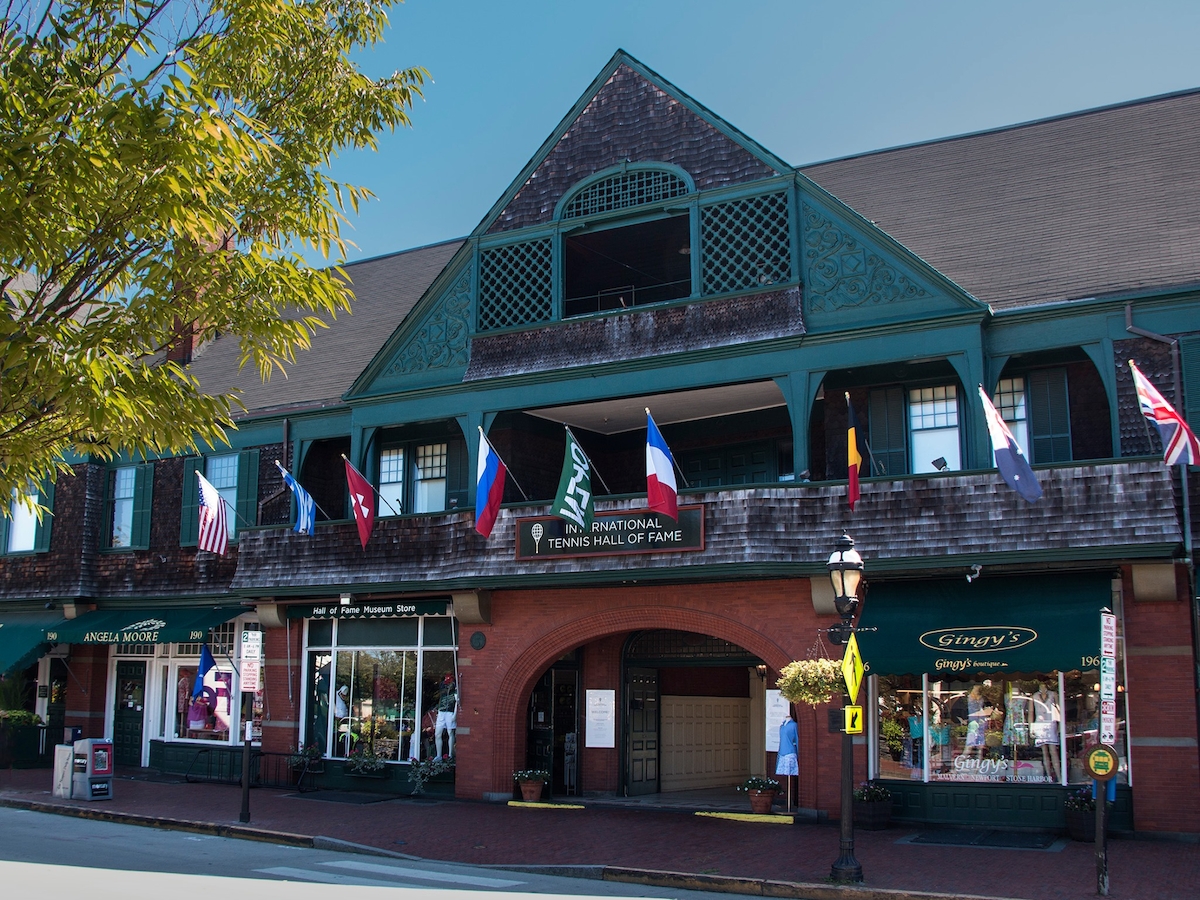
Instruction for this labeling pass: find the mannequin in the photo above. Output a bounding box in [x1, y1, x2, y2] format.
[964, 685, 988, 759]
[775, 710, 799, 811]
[434, 673, 458, 758]
[1031, 683, 1060, 781]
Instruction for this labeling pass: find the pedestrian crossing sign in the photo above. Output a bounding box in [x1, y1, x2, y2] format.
[841, 633, 864, 704]
[844, 705, 863, 734]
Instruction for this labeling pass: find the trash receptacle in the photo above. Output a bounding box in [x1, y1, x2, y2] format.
[71, 738, 113, 801]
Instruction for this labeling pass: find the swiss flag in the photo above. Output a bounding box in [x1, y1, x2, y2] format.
[344, 458, 375, 549]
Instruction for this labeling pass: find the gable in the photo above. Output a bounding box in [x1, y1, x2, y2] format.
[486, 58, 784, 235]
[797, 180, 985, 329]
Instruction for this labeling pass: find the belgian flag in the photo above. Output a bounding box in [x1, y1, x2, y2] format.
[846, 393, 865, 511]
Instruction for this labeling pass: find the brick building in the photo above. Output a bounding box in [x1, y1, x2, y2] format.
[3, 51, 1200, 835]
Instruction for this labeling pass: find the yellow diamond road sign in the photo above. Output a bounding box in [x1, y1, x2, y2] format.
[842, 633, 865, 704]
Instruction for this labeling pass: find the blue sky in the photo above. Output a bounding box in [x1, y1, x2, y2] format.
[322, 0, 1200, 264]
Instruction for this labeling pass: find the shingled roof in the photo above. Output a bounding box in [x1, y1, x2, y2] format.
[800, 88, 1200, 311]
[187, 239, 462, 416]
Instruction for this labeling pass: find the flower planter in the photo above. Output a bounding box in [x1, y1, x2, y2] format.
[747, 789, 776, 814]
[1064, 807, 1097, 842]
[853, 798, 893, 830]
[518, 779, 545, 802]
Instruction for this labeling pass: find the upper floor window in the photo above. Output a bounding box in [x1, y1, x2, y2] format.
[378, 447, 406, 515]
[994, 369, 1071, 464]
[563, 214, 691, 318]
[908, 385, 961, 473]
[180, 451, 260, 548]
[205, 454, 239, 539]
[373, 436, 466, 515]
[1, 482, 53, 554]
[106, 463, 154, 550]
[868, 384, 962, 476]
[7, 487, 40, 552]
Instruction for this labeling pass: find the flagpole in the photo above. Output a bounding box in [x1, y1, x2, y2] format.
[478, 427, 529, 501]
[564, 425, 612, 495]
[340, 453, 402, 516]
[646, 408, 691, 489]
[274, 460, 333, 522]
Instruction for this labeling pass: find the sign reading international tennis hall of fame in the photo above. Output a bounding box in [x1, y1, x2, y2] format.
[516, 507, 704, 559]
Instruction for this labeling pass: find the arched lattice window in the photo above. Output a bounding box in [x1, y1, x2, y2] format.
[561, 169, 689, 220]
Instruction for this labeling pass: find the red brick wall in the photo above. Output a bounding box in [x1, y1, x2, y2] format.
[1122, 570, 1200, 834]
[452, 578, 845, 804]
[260, 621, 304, 754]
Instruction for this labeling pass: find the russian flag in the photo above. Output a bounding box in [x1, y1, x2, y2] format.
[645, 410, 678, 521]
[475, 428, 507, 537]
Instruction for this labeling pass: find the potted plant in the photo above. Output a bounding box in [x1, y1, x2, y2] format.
[287, 743, 324, 770]
[776, 658, 842, 706]
[345, 746, 387, 776]
[737, 775, 781, 814]
[852, 780, 893, 830]
[408, 756, 455, 795]
[881, 718, 905, 761]
[1063, 786, 1098, 841]
[513, 768, 550, 802]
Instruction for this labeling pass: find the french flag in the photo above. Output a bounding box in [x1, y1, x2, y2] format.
[645, 410, 678, 521]
[475, 428, 507, 537]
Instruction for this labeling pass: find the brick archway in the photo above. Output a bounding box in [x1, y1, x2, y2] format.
[485, 605, 797, 794]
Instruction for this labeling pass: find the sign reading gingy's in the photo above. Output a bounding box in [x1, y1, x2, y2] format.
[516, 507, 703, 559]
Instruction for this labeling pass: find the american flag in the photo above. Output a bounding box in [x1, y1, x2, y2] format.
[196, 472, 229, 555]
[1129, 360, 1200, 466]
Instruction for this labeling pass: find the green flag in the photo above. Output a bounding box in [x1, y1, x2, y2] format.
[553, 428, 593, 533]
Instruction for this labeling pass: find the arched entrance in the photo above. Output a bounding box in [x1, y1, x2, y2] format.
[520, 628, 772, 799]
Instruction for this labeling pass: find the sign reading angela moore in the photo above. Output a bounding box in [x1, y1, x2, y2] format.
[516, 506, 704, 559]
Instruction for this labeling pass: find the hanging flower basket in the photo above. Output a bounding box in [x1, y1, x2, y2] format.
[776, 658, 842, 706]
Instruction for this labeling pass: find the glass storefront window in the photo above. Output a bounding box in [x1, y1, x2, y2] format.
[302, 615, 458, 765]
[876, 670, 1127, 786]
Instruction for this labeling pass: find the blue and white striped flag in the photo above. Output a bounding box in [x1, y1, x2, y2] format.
[275, 461, 316, 535]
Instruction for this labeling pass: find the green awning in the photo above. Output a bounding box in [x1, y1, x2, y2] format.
[0, 610, 66, 675]
[45, 607, 239, 646]
[856, 573, 1111, 677]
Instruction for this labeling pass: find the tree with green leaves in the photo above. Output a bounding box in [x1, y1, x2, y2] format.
[0, 0, 427, 505]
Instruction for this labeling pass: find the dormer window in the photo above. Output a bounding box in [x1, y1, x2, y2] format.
[564, 214, 691, 317]
[559, 165, 695, 319]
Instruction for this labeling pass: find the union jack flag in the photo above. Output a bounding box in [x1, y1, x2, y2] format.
[1129, 360, 1200, 466]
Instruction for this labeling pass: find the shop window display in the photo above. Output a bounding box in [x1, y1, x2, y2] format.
[302, 616, 459, 767]
[876, 671, 1126, 786]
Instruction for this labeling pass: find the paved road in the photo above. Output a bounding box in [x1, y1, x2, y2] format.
[0, 807, 723, 898]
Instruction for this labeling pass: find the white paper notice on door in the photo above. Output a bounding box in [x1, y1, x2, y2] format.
[585, 689, 616, 748]
[765, 689, 790, 752]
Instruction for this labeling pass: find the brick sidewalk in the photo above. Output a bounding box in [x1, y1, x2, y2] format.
[0, 767, 1195, 900]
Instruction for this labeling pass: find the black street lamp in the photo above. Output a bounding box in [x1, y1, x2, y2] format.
[827, 532, 864, 883]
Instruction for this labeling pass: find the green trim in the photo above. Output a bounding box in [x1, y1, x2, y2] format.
[179, 457, 202, 547]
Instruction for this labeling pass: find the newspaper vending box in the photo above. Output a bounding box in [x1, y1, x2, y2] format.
[71, 738, 114, 801]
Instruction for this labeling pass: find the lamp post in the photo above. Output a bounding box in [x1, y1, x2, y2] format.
[827, 533, 864, 883]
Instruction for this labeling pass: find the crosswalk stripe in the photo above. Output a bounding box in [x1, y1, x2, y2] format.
[254, 866, 403, 887]
[318, 859, 525, 887]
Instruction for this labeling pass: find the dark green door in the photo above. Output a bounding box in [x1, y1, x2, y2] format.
[113, 661, 146, 767]
[626, 667, 659, 795]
